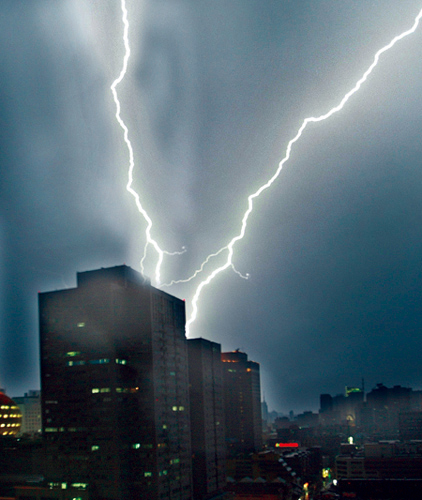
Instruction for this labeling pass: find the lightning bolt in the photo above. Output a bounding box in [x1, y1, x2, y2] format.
[111, 0, 185, 286]
[184, 7, 422, 336]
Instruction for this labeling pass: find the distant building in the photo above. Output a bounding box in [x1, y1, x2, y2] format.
[187, 338, 226, 500]
[0, 390, 22, 437]
[13, 390, 41, 436]
[336, 440, 422, 480]
[319, 385, 364, 427]
[399, 411, 422, 441]
[221, 350, 262, 455]
[39, 265, 192, 500]
[364, 383, 414, 437]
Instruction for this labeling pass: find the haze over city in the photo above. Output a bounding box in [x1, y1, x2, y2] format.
[2, 0, 422, 413]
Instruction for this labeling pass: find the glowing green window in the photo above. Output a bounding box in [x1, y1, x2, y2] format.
[144, 472, 152, 477]
[65, 352, 80, 357]
[91, 445, 99, 451]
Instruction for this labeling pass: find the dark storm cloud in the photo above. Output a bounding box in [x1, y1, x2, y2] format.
[0, 1, 135, 391]
[2, 0, 422, 413]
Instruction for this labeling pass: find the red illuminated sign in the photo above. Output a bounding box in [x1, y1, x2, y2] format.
[275, 443, 299, 448]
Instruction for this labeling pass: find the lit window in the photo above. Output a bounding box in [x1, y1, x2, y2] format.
[71, 483, 88, 490]
[65, 352, 80, 357]
[92, 388, 99, 394]
[115, 359, 127, 365]
[89, 359, 110, 364]
[144, 472, 152, 477]
[178, 406, 184, 411]
[132, 443, 140, 449]
[77, 322, 85, 328]
[100, 388, 110, 393]
[45, 428, 58, 432]
[91, 445, 99, 451]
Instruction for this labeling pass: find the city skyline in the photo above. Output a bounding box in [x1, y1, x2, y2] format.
[2, 1, 422, 413]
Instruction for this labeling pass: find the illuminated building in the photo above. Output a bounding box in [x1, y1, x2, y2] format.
[13, 390, 41, 436]
[39, 265, 192, 500]
[221, 350, 262, 455]
[187, 338, 226, 500]
[0, 390, 22, 436]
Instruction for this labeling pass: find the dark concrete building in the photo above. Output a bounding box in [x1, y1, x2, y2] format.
[187, 338, 226, 500]
[39, 265, 192, 500]
[221, 350, 262, 456]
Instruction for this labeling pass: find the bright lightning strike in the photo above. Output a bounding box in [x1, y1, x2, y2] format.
[111, 0, 185, 285]
[185, 7, 422, 336]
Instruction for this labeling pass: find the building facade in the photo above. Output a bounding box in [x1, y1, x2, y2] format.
[221, 350, 262, 456]
[187, 338, 226, 500]
[39, 265, 192, 500]
[14, 390, 41, 436]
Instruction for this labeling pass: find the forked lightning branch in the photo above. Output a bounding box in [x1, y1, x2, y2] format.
[111, 0, 422, 336]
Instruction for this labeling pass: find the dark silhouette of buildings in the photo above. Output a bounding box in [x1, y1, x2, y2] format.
[39, 265, 192, 500]
[221, 350, 262, 455]
[187, 338, 226, 500]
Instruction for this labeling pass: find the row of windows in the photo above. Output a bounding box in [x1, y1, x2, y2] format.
[91, 387, 139, 394]
[66, 358, 128, 366]
[47, 482, 87, 490]
[45, 427, 87, 433]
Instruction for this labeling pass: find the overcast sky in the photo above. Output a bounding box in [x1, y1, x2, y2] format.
[1, 0, 422, 413]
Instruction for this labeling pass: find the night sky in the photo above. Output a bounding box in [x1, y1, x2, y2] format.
[2, 0, 422, 413]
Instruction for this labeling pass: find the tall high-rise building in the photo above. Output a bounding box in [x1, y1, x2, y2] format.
[187, 338, 226, 500]
[39, 265, 192, 500]
[221, 350, 262, 455]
